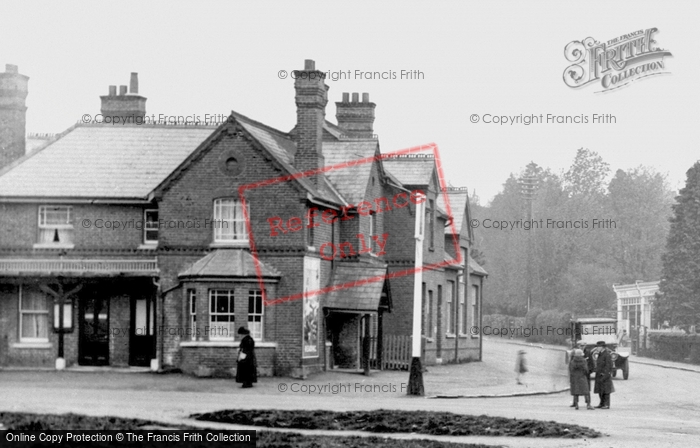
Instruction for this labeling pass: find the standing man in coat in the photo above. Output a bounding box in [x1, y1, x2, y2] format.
[236, 326, 257, 388]
[593, 340, 614, 409]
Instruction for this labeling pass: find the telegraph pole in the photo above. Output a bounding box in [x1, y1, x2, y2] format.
[519, 163, 538, 312]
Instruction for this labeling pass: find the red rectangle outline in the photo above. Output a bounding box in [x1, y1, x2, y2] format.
[238, 143, 462, 306]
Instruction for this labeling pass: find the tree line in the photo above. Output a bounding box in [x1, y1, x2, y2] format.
[472, 148, 675, 318]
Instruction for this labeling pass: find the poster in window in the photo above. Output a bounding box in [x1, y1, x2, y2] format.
[303, 256, 320, 358]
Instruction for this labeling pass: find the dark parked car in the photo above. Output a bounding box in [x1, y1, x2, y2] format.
[566, 317, 630, 380]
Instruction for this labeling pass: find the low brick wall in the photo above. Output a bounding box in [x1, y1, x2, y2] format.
[179, 342, 276, 377]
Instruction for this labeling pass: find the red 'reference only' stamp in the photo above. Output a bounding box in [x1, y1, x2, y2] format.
[238, 143, 462, 306]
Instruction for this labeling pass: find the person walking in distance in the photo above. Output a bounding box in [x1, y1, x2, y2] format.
[569, 349, 593, 410]
[593, 340, 614, 409]
[515, 350, 527, 385]
[236, 326, 257, 388]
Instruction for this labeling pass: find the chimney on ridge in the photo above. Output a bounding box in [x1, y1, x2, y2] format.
[100, 72, 147, 123]
[293, 59, 328, 186]
[335, 91, 376, 138]
[0, 64, 29, 170]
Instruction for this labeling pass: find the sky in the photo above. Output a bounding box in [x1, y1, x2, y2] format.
[1, 0, 698, 203]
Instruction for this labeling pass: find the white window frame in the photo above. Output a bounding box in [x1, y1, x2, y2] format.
[19, 285, 50, 343]
[446, 280, 455, 335]
[36, 205, 74, 248]
[212, 198, 249, 245]
[248, 289, 264, 341]
[144, 209, 159, 244]
[208, 289, 235, 340]
[458, 273, 467, 336]
[188, 289, 197, 341]
[471, 284, 480, 338]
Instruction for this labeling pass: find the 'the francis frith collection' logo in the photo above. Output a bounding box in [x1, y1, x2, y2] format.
[563, 28, 672, 93]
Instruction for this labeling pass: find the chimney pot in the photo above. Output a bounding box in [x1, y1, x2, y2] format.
[351, 92, 359, 103]
[129, 73, 138, 94]
[304, 59, 315, 70]
[5, 64, 18, 73]
[119, 85, 127, 96]
[342, 92, 349, 102]
[362, 93, 369, 103]
[108, 85, 117, 96]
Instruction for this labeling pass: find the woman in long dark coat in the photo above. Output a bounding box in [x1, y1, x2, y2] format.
[569, 349, 593, 410]
[235, 326, 257, 388]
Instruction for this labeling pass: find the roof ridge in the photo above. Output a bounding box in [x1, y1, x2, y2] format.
[230, 110, 292, 140]
[0, 121, 79, 178]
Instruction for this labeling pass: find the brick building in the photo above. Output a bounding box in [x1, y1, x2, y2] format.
[0, 61, 485, 377]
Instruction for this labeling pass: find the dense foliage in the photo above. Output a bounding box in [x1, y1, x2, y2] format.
[473, 148, 673, 317]
[658, 162, 700, 326]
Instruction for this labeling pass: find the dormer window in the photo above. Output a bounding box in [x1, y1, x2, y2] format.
[37, 205, 74, 247]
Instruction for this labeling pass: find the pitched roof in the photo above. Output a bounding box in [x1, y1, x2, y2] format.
[382, 156, 435, 186]
[178, 249, 280, 278]
[322, 140, 379, 204]
[437, 188, 470, 235]
[0, 124, 216, 199]
[469, 256, 487, 276]
[231, 111, 346, 206]
[324, 262, 387, 311]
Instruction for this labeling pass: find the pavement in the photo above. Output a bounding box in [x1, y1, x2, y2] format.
[2, 337, 699, 447]
[489, 336, 700, 374]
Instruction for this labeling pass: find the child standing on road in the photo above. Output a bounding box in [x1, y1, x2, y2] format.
[515, 350, 527, 385]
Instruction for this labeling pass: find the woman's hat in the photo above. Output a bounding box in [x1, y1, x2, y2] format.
[237, 326, 250, 335]
[573, 349, 584, 357]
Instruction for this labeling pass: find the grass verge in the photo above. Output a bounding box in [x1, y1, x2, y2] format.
[193, 409, 601, 438]
[0, 412, 494, 448]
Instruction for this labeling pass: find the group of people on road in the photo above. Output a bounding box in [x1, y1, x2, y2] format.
[569, 340, 615, 409]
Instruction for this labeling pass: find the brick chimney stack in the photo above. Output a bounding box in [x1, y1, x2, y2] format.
[335, 92, 376, 138]
[293, 59, 328, 186]
[100, 72, 147, 123]
[0, 64, 29, 170]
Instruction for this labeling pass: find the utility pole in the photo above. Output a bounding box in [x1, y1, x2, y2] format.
[519, 163, 539, 312]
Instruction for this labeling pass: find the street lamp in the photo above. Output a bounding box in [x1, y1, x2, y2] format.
[408, 191, 426, 396]
[42, 281, 81, 370]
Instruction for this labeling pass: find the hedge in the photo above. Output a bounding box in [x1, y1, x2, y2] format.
[648, 331, 700, 364]
[526, 310, 573, 344]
